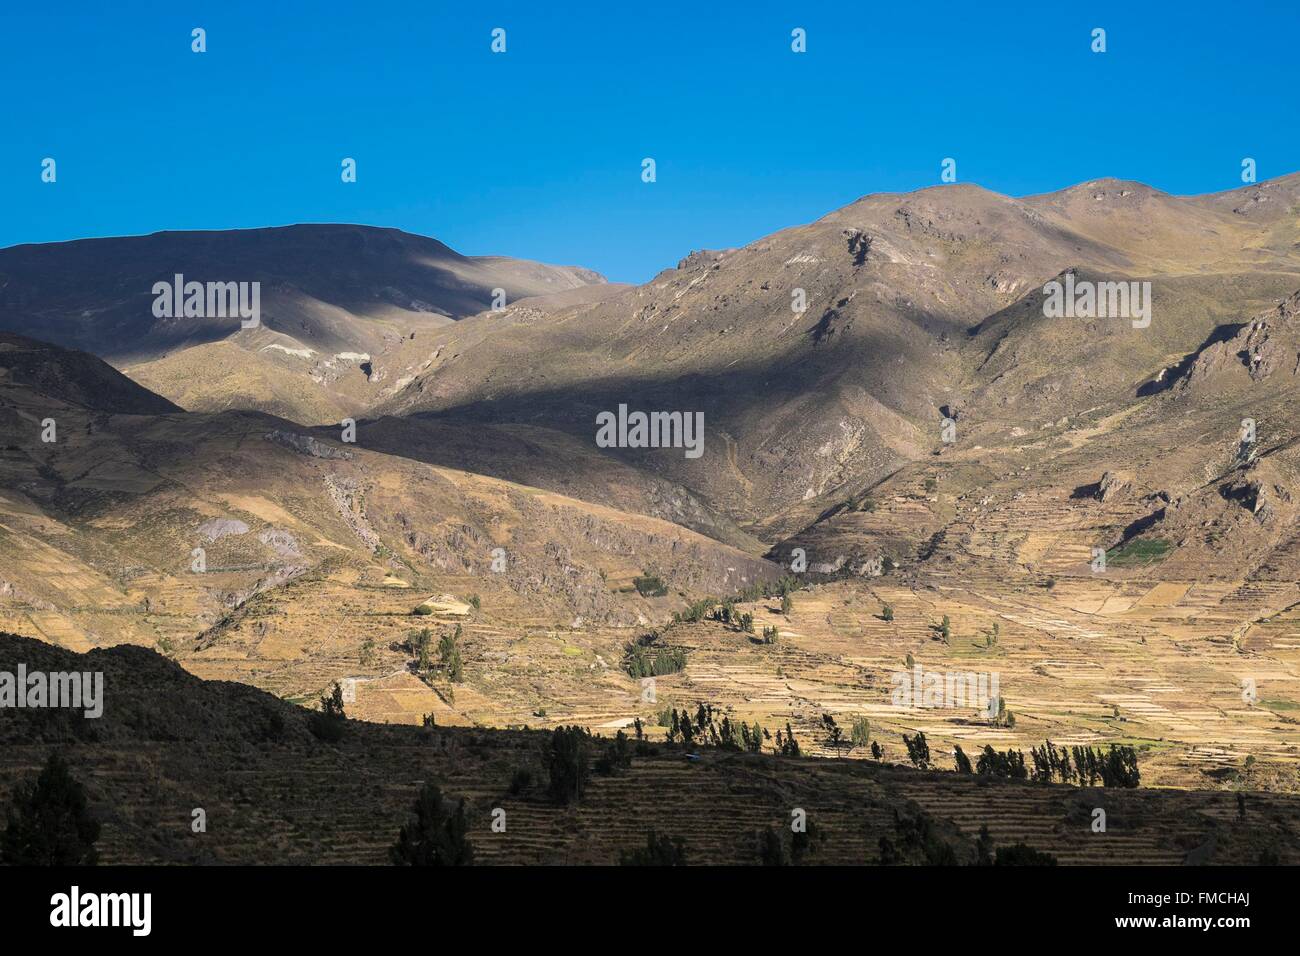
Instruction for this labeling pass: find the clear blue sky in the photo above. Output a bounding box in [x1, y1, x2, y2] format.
[3, 1, 1298, 283]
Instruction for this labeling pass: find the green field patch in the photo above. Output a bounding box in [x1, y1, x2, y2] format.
[1261, 698, 1300, 712]
[1106, 538, 1172, 567]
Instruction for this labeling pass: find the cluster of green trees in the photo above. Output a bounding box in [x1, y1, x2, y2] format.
[407, 624, 464, 683]
[942, 740, 1142, 788]
[757, 820, 821, 865]
[943, 740, 1141, 787]
[632, 573, 669, 597]
[672, 597, 715, 624]
[823, 715, 879, 757]
[619, 830, 687, 865]
[623, 640, 687, 678]
[0, 753, 100, 865]
[903, 731, 932, 769]
[439, 625, 464, 682]
[663, 703, 766, 753]
[822, 714, 851, 754]
[669, 576, 800, 626]
[774, 722, 801, 757]
[735, 575, 799, 603]
[541, 725, 648, 804]
[709, 601, 753, 632]
[545, 726, 593, 804]
[880, 807, 956, 865]
[973, 745, 1028, 779]
[975, 824, 1057, 866]
[1029, 741, 1141, 788]
[409, 627, 433, 670]
[594, 730, 633, 776]
[879, 809, 1058, 866]
[390, 782, 474, 866]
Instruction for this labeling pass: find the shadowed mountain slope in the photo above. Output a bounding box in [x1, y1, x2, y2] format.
[372, 175, 1300, 540]
[0, 333, 776, 712]
[0, 332, 181, 417]
[0, 224, 607, 424]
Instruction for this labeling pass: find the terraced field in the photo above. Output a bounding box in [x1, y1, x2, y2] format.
[3, 633, 1296, 866]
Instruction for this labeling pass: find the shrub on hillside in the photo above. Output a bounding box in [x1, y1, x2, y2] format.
[619, 830, 687, 866]
[389, 782, 474, 866]
[1, 752, 100, 866]
[545, 726, 592, 804]
[903, 731, 931, 769]
[308, 683, 348, 743]
[632, 574, 669, 597]
[439, 626, 464, 683]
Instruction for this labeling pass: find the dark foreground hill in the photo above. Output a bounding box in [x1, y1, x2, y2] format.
[1, 633, 1295, 865]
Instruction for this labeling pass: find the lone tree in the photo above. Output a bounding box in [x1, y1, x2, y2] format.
[850, 716, 871, 749]
[758, 827, 789, 866]
[881, 603, 894, 622]
[1, 752, 100, 866]
[439, 625, 464, 683]
[545, 726, 592, 804]
[822, 714, 844, 755]
[389, 782, 474, 866]
[953, 744, 974, 774]
[903, 731, 931, 769]
[411, 627, 433, 671]
[975, 824, 994, 866]
[309, 682, 348, 742]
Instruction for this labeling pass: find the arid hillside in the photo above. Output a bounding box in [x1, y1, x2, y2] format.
[371, 175, 1300, 540]
[0, 225, 609, 425]
[0, 335, 775, 712]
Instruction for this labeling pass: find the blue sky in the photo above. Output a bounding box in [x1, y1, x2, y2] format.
[3, 1, 1298, 283]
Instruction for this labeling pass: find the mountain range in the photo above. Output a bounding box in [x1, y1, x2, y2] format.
[4, 174, 1300, 863]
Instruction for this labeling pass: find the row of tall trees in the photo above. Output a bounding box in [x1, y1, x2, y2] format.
[1029, 741, 1141, 788]
[662, 703, 768, 754]
[944, 740, 1141, 788]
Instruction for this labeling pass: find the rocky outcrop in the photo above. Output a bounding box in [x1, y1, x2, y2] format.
[265, 429, 354, 460]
